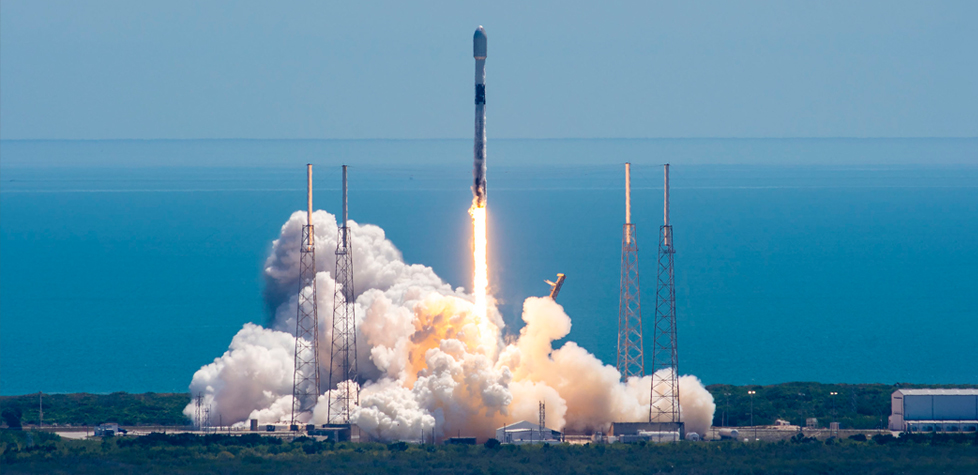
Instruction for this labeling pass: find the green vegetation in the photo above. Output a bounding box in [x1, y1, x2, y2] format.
[0, 392, 190, 427]
[707, 382, 978, 429]
[2, 430, 977, 474]
[3, 382, 977, 431]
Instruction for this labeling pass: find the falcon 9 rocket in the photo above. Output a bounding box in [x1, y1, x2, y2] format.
[473, 26, 488, 207]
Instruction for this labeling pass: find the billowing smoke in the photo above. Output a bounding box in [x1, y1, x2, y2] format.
[186, 210, 715, 439]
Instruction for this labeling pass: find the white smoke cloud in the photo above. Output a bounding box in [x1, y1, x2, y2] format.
[186, 210, 715, 439]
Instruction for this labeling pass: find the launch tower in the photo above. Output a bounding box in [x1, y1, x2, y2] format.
[291, 164, 321, 427]
[650, 164, 680, 424]
[328, 165, 359, 423]
[617, 162, 645, 380]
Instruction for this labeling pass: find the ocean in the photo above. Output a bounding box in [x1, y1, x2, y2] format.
[1, 138, 976, 395]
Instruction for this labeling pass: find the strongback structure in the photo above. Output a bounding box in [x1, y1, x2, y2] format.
[328, 165, 359, 424]
[650, 164, 680, 424]
[291, 164, 321, 427]
[617, 162, 645, 380]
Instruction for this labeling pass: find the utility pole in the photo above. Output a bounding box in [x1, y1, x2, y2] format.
[724, 392, 731, 427]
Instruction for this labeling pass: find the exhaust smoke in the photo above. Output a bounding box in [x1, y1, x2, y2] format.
[184, 210, 715, 440]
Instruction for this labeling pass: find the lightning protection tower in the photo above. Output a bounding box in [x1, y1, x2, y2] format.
[539, 401, 546, 437]
[650, 163, 680, 424]
[328, 165, 359, 424]
[617, 162, 644, 380]
[291, 164, 321, 428]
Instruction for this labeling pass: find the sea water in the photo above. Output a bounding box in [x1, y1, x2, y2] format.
[1, 139, 976, 395]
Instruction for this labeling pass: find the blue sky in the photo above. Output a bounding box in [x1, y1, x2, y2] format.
[1, 0, 975, 140]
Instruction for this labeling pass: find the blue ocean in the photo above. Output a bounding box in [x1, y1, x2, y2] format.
[2, 138, 976, 395]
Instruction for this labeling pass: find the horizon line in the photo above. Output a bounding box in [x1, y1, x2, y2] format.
[2, 136, 976, 142]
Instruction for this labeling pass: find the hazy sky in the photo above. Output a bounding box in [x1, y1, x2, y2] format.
[2, 1, 975, 140]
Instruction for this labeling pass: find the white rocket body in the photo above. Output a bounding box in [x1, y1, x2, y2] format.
[473, 26, 488, 206]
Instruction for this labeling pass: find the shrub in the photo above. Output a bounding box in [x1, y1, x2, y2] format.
[387, 441, 409, 452]
[872, 434, 895, 445]
[2, 408, 23, 429]
[790, 433, 819, 444]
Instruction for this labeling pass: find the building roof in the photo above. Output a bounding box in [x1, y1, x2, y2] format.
[895, 389, 978, 396]
[497, 420, 559, 433]
[905, 420, 978, 424]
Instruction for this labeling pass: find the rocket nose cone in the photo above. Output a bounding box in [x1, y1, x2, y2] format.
[473, 26, 487, 59]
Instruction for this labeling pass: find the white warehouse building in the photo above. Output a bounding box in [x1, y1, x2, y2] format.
[889, 389, 978, 433]
[496, 420, 561, 444]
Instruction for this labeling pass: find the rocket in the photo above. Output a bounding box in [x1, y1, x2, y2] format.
[473, 26, 488, 207]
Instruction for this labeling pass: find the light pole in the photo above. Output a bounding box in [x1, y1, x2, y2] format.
[748, 390, 756, 441]
[724, 392, 731, 427]
[830, 392, 838, 436]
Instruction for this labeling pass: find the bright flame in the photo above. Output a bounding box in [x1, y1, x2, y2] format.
[469, 201, 488, 321]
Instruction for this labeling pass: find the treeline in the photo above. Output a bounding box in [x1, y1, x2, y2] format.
[2, 430, 976, 475]
[3, 382, 978, 430]
[706, 382, 978, 429]
[0, 392, 190, 427]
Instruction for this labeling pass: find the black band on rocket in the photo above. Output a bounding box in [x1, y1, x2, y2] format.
[475, 85, 486, 105]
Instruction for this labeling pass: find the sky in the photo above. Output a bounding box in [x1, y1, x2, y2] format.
[1, 0, 976, 140]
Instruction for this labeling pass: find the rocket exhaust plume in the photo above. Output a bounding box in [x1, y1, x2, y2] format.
[470, 26, 489, 321]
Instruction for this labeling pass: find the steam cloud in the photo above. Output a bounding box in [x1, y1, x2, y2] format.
[186, 210, 715, 439]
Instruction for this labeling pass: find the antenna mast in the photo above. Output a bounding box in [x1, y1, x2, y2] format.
[291, 164, 321, 430]
[617, 162, 644, 379]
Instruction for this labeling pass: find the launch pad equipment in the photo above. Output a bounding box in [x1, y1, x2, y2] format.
[329, 165, 360, 424]
[617, 162, 645, 380]
[291, 164, 321, 428]
[650, 164, 681, 425]
[545, 274, 566, 299]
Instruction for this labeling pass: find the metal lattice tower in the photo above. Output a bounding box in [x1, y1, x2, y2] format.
[292, 164, 321, 427]
[617, 162, 645, 380]
[328, 165, 359, 424]
[650, 163, 680, 424]
[539, 401, 546, 432]
[194, 392, 204, 429]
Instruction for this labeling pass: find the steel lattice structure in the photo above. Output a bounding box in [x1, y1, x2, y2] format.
[650, 164, 680, 424]
[328, 165, 359, 424]
[617, 163, 645, 380]
[617, 222, 644, 379]
[291, 166, 321, 427]
[539, 401, 546, 432]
